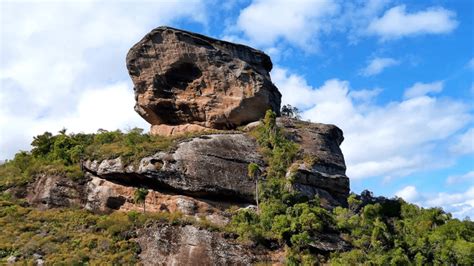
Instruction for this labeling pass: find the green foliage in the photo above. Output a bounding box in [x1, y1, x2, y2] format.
[236, 112, 474, 264]
[281, 104, 301, 119]
[0, 197, 139, 264]
[331, 199, 474, 265]
[247, 163, 259, 178]
[134, 188, 149, 213]
[0, 128, 207, 191]
[232, 110, 334, 264]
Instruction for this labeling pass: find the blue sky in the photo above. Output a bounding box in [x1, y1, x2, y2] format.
[1, 0, 473, 218]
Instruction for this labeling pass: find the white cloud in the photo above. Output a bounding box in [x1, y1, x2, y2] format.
[423, 186, 474, 219]
[395, 185, 419, 201]
[368, 5, 458, 40]
[393, 183, 474, 219]
[403, 81, 444, 99]
[349, 88, 382, 103]
[225, 1, 458, 53]
[0, 82, 149, 159]
[0, 0, 208, 160]
[233, 0, 339, 51]
[446, 171, 474, 185]
[272, 67, 472, 179]
[360, 57, 399, 76]
[450, 128, 474, 155]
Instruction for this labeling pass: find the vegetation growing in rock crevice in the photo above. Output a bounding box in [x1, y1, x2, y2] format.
[232, 110, 335, 264]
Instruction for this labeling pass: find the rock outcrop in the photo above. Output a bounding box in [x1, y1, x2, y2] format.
[79, 118, 349, 208]
[83, 134, 264, 203]
[136, 224, 282, 265]
[279, 118, 349, 206]
[126, 26, 281, 135]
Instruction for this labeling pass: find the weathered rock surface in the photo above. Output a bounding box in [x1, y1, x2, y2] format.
[126, 26, 281, 134]
[17, 174, 89, 210]
[136, 224, 282, 265]
[278, 118, 350, 206]
[15, 173, 233, 226]
[82, 119, 349, 208]
[83, 134, 264, 203]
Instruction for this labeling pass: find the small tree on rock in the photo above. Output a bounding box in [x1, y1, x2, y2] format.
[281, 104, 301, 119]
[248, 163, 261, 213]
[134, 188, 149, 213]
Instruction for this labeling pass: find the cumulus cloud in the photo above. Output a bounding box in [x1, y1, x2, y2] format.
[450, 128, 474, 155]
[368, 5, 458, 40]
[395, 185, 419, 201]
[0, 0, 207, 159]
[360, 57, 399, 76]
[232, 0, 339, 51]
[393, 184, 474, 219]
[227, 1, 458, 52]
[272, 67, 472, 179]
[423, 186, 474, 219]
[403, 81, 444, 99]
[0, 82, 149, 159]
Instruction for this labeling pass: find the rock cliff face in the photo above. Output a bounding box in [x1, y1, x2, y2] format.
[126, 26, 281, 135]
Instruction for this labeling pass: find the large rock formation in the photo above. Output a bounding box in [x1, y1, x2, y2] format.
[79, 118, 349, 208]
[126, 26, 281, 135]
[4, 26, 354, 265]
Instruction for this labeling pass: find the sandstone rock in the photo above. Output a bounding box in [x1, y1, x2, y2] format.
[83, 118, 350, 207]
[136, 224, 281, 265]
[84, 134, 264, 202]
[126, 26, 281, 135]
[150, 123, 209, 136]
[84, 175, 231, 225]
[278, 118, 349, 206]
[24, 174, 88, 209]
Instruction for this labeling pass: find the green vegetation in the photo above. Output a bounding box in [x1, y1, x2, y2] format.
[0, 192, 222, 264]
[134, 188, 149, 213]
[0, 128, 211, 191]
[247, 162, 261, 212]
[232, 110, 474, 265]
[0, 112, 472, 264]
[232, 110, 335, 264]
[331, 197, 474, 265]
[0, 194, 139, 264]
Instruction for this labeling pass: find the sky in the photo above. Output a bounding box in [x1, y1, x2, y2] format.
[0, 0, 473, 218]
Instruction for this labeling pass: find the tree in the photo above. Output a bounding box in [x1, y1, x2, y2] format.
[281, 104, 301, 119]
[248, 163, 261, 212]
[31, 132, 54, 157]
[134, 188, 149, 213]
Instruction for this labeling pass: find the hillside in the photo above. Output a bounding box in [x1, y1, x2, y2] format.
[0, 26, 473, 265]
